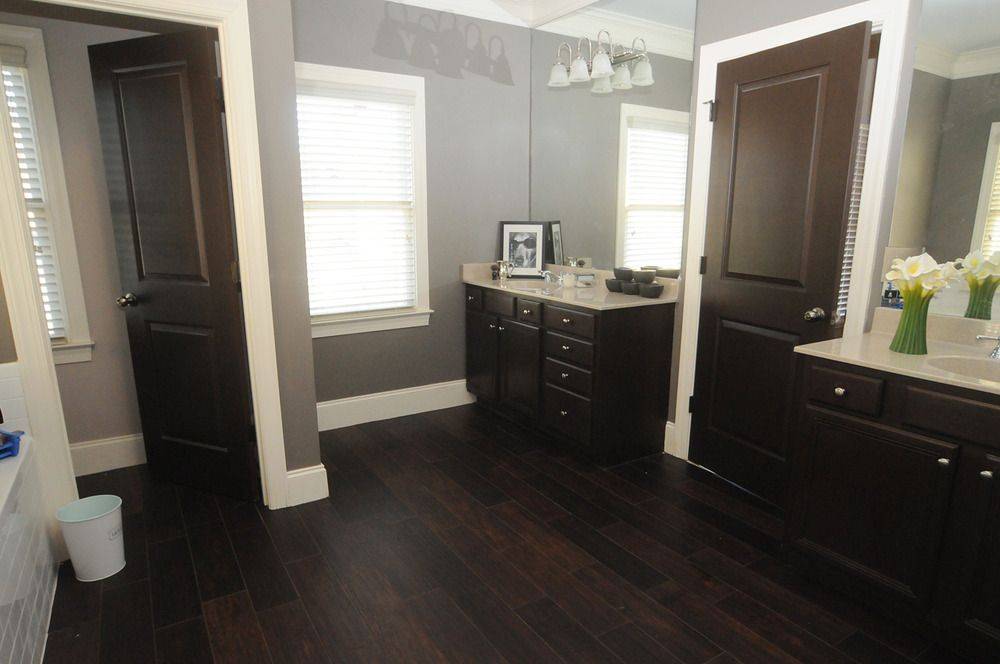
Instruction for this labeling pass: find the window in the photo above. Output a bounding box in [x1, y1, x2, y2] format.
[294, 63, 430, 338]
[973, 122, 1000, 256]
[0, 26, 91, 363]
[616, 104, 689, 270]
[836, 123, 869, 322]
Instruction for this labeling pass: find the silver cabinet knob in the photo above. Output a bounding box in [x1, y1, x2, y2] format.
[560, 372, 570, 379]
[561, 345, 571, 351]
[562, 317, 572, 324]
[803, 307, 826, 321]
[498, 326, 505, 332]
[522, 308, 531, 315]
[937, 458, 951, 467]
[559, 410, 568, 416]
[834, 387, 847, 397]
[116, 292, 138, 308]
[467, 295, 475, 302]
[981, 470, 994, 480]
[488, 323, 496, 330]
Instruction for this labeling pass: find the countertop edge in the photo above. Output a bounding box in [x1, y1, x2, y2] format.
[463, 279, 678, 311]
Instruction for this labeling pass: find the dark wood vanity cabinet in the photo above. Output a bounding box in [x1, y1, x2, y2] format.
[788, 356, 1000, 661]
[464, 284, 674, 464]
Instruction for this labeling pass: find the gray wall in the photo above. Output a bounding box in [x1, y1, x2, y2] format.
[926, 73, 1000, 261]
[292, 0, 532, 402]
[694, 0, 860, 46]
[889, 69, 950, 250]
[247, 0, 321, 469]
[0, 277, 13, 364]
[529, 30, 693, 269]
[0, 13, 149, 444]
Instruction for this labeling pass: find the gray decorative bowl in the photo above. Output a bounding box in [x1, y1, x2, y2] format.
[605, 278, 623, 292]
[633, 270, 656, 284]
[639, 283, 664, 299]
[622, 282, 641, 295]
[613, 267, 634, 281]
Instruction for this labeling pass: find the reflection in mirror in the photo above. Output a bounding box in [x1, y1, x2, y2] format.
[885, 0, 1000, 318]
[528, 0, 696, 271]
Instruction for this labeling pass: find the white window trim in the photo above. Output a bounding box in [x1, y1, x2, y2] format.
[294, 62, 431, 338]
[615, 104, 690, 268]
[0, 24, 92, 363]
[971, 121, 1000, 254]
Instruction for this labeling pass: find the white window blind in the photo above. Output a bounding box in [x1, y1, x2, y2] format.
[620, 116, 689, 270]
[296, 83, 419, 318]
[2, 64, 66, 339]
[980, 138, 1000, 256]
[837, 123, 869, 321]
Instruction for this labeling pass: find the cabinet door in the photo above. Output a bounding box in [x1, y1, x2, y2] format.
[499, 319, 541, 418]
[465, 310, 498, 400]
[934, 448, 1000, 660]
[788, 408, 958, 607]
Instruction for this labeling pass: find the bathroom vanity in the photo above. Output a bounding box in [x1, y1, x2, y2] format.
[463, 266, 676, 464]
[788, 312, 1000, 662]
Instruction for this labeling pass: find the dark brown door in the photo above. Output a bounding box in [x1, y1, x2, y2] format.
[690, 23, 871, 507]
[499, 320, 540, 417]
[788, 408, 957, 608]
[465, 310, 499, 400]
[89, 30, 259, 501]
[934, 447, 1000, 661]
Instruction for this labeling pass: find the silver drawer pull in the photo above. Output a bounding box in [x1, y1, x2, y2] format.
[562, 317, 572, 324]
[982, 470, 994, 480]
[561, 344, 571, 351]
[833, 387, 847, 397]
[498, 326, 505, 332]
[560, 372, 570, 379]
[522, 308, 532, 315]
[488, 323, 496, 330]
[937, 458, 951, 467]
[559, 410, 568, 416]
[467, 295, 474, 301]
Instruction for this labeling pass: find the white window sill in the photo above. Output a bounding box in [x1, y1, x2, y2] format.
[311, 308, 433, 338]
[51, 339, 94, 365]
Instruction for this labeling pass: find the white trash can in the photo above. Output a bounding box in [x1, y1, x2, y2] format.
[56, 494, 125, 582]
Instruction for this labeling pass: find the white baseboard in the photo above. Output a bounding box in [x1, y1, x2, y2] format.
[70, 433, 146, 477]
[317, 379, 475, 431]
[664, 421, 680, 458]
[285, 464, 329, 506]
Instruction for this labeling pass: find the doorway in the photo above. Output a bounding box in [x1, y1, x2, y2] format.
[0, 0, 289, 517]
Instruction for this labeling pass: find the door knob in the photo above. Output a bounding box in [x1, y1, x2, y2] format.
[803, 307, 826, 322]
[116, 292, 138, 308]
[981, 470, 994, 480]
[937, 458, 951, 467]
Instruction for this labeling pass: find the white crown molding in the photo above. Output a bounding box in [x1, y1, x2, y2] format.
[317, 379, 474, 431]
[536, 7, 694, 61]
[397, 0, 529, 26]
[915, 41, 1000, 80]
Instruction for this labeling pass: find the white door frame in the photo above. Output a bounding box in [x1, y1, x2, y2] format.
[670, 0, 921, 459]
[0, 0, 292, 529]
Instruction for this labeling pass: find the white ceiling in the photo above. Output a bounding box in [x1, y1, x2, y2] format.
[590, 0, 696, 31]
[919, 0, 1000, 53]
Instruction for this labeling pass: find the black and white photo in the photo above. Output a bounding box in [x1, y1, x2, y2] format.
[500, 222, 544, 277]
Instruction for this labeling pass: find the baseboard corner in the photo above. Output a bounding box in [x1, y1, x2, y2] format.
[286, 463, 329, 506]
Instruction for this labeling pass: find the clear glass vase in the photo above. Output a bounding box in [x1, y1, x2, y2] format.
[889, 292, 932, 355]
[964, 276, 999, 321]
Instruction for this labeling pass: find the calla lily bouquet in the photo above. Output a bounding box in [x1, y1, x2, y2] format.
[956, 250, 1000, 320]
[884, 253, 959, 354]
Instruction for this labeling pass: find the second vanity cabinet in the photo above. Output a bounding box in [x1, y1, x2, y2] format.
[787, 355, 1000, 662]
[464, 284, 674, 464]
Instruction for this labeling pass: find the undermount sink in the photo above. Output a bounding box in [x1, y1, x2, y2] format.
[505, 280, 561, 294]
[926, 356, 1000, 382]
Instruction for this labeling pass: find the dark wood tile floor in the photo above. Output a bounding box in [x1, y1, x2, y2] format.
[44, 405, 968, 663]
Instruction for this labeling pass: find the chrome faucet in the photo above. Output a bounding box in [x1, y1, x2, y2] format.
[540, 270, 564, 288]
[977, 335, 1000, 360]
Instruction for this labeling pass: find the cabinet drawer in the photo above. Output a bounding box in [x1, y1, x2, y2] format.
[465, 286, 483, 310]
[517, 299, 543, 325]
[902, 387, 1000, 448]
[544, 305, 595, 339]
[544, 384, 592, 444]
[544, 358, 592, 397]
[545, 332, 594, 368]
[807, 365, 884, 417]
[484, 290, 516, 317]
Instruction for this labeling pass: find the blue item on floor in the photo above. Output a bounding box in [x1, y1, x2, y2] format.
[0, 429, 23, 460]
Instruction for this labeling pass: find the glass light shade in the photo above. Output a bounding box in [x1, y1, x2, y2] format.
[611, 64, 632, 90]
[591, 75, 612, 94]
[548, 63, 570, 87]
[631, 58, 654, 86]
[568, 56, 590, 82]
[590, 51, 614, 78]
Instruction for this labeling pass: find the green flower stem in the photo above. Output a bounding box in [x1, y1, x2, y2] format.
[964, 276, 999, 320]
[889, 288, 933, 355]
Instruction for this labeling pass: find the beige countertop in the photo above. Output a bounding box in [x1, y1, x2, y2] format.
[461, 263, 678, 312]
[795, 309, 1000, 396]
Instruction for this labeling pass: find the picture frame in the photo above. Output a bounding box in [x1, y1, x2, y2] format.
[549, 221, 563, 267]
[498, 222, 545, 277]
